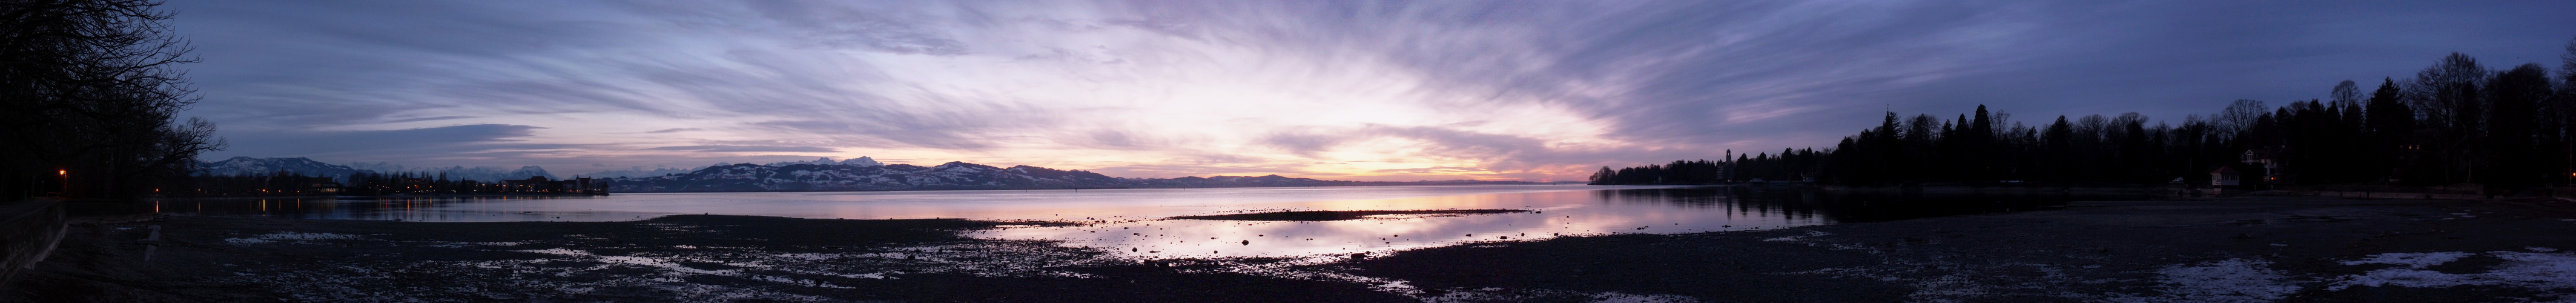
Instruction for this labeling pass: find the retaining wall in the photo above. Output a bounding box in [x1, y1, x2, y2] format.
[0, 199, 65, 285]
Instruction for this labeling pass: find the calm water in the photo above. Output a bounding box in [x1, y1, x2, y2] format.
[151, 184, 2145, 258]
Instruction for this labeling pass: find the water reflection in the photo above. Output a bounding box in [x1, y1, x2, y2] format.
[151, 185, 2148, 258]
[149, 185, 1625, 222]
[983, 186, 2151, 258]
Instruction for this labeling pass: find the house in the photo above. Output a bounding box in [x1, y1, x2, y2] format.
[303, 177, 343, 193]
[501, 176, 550, 193]
[498, 176, 603, 195]
[2210, 166, 2241, 186]
[2242, 148, 2288, 184]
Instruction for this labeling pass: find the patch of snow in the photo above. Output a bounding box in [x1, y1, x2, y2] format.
[517, 248, 739, 275]
[223, 231, 360, 245]
[1759, 231, 1835, 244]
[1588, 291, 1699, 303]
[263, 231, 358, 241]
[518, 248, 589, 256]
[2532, 247, 2560, 253]
[2109, 259, 2299, 303]
[2326, 251, 2576, 292]
[2340, 251, 2473, 268]
[773, 253, 842, 261]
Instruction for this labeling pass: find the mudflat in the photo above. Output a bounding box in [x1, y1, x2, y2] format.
[7, 196, 2574, 302]
[1169, 209, 1532, 221]
[1352, 197, 2576, 302]
[2, 215, 1406, 302]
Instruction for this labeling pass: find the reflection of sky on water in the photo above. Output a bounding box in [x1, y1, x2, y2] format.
[152, 184, 1634, 222]
[979, 187, 2128, 258]
[153, 185, 2135, 258]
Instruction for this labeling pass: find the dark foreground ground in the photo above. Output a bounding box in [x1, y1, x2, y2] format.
[8, 197, 2576, 302]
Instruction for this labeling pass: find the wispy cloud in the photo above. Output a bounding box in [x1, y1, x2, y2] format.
[174, 1, 2576, 181]
[644, 145, 839, 153]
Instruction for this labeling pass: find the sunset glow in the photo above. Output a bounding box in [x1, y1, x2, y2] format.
[173, 1, 2576, 181]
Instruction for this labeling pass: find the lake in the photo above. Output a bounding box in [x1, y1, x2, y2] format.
[150, 184, 2147, 258]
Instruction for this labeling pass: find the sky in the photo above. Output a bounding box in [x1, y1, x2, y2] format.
[169, 1, 2576, 181]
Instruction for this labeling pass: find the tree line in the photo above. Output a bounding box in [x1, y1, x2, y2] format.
[1596, 40, 2576, 190]
[2, 0, 220, 201]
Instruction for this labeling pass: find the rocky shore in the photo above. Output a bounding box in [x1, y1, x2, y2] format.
[7, 196, 2573, 302]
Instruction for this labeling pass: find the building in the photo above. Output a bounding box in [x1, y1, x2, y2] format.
[2242, 148, 2288, 184]
[2210, 166, 2241, 186]
[303, 177, 343, 193]
[499, 176, 603, 195]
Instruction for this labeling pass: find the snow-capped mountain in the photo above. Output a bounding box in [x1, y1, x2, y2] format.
[761, 156, 883, 167]
[606, 161, 1129, 192]
[417, 165, 558, 182]
[196, 156, 362, 178]
[197, 157, 558, 182]
[604, 161, 1541, 193]
[201, 156, 1535, 193]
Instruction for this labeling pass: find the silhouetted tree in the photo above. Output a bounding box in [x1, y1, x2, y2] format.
[1596, 44, 2572, 189]
[2485, 64, 2552, 187]
[1, 0, 221, 200]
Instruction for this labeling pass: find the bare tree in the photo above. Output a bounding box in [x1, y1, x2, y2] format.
[2409, 53, 2487, 130]
[2331, 80, 2362, 109]
[1, 0, 218, 199]
[2563, 36, 2576, 91]
[2216, 99, 2268, 141]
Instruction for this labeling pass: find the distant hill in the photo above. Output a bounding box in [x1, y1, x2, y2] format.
[196, 156, 1536, 193]
[606, 161, 1127, 192]
[196, 157, 558, 182]
[603, 160, 1540, 193]
[197, 156, 361, 179]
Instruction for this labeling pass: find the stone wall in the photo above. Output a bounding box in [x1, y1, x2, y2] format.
[0, 199, 65, 285]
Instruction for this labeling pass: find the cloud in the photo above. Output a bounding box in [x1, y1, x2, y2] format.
[167, 1, 2576, 181]
[211, 124, 576, 164]
[1258, 128, 1356, 156]
[644, 145, 839, 153]
[380, 116, 477, 124]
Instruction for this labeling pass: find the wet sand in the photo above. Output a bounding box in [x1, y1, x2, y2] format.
[1169, 209, 1531, 221]
[8, 196, 2575, 302]
[1348, 197, 2576, 302]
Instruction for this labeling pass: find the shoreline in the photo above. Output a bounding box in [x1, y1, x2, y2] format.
[609, 182, 1591, 194]
[10, 196, 2574, 302]
[145, 193, 610, 201]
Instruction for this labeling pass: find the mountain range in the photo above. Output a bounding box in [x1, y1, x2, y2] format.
[197, 156, 1538, 192]
[604, 158, 1541, 193]
[196, 156, 556, 182]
